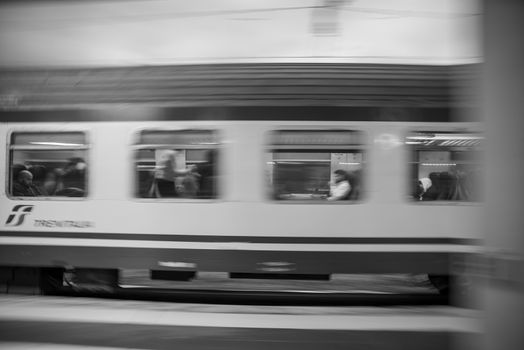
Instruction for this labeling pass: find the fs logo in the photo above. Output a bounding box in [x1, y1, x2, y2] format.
[5, 205, 34, 227]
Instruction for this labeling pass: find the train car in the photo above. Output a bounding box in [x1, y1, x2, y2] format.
[0, 63, 483, 293]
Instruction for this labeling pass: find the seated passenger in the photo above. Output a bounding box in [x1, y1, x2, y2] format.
[43, 169, 60, 196]
[155, 150, 197, 197]
[463, 168, 481, 201]
[347, 169, 362, 200]
[11, 164, 27, 190]
[62, 157, 87, 191]
[450, 168, 472, 201]
[139, 170, 157, 198]
[437, 171, 455, 200]
[327, 169, 351, 201]
[52, 158, 87, 197]
[197, 149, 217, 199]
[12, 163, 27, 176]
[178, 172, 200, 198]
[422, 172, 440, 201]
[414, 177, 432, 200]
[29, 165, 49, 195]
[12, 170, 42, 197]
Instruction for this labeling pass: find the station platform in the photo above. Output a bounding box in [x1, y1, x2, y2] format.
[0, 295, 481, 350]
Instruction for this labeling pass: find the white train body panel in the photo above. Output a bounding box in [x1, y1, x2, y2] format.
[0, 120, 482, 240]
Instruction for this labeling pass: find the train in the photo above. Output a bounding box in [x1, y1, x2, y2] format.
[0, 63, 483, 293]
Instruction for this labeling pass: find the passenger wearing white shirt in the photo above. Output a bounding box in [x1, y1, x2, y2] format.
[327, 169, 351, 201]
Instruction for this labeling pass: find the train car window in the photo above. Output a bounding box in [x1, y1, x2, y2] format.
[267, 130, 364, 202]
[407, 132, 483, 202]
[134, 130, 219, 199]
[8, 132, 89, 198]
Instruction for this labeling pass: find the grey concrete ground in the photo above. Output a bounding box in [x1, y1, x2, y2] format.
[0, 295, 480, 350]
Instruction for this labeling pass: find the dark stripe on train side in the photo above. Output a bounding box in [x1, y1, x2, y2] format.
[0, 245, 455, 274]
[0, 231, 482, 245]
[0, 106, 460, 123]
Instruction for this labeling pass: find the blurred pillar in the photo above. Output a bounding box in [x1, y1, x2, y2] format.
[483, 0, 524, 349]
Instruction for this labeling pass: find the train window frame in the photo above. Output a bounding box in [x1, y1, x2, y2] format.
[6, 130, 90, 200]
[406, 130, 483, 205]
[265, 129, 365, 204]
[132, 128, 221, 202]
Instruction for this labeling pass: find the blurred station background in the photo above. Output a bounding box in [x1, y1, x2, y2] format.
[0, 1, 523, 350]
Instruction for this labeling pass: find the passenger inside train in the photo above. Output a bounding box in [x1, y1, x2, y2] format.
[153, 150, 197, 198]
[42, 169, 60, 196]
[327, 169, 351, 201]
[6, 129, 482, 202]
[12, 169, 42, 197]
[267, 130, 363, 201]
[196, 149, 217, 199]
[8, 132, 89, 198]
[55, 157, 88, 197]
[135, 130, 219, 199]
[408, 132, 483, 202]
[10, 160, 89, 198]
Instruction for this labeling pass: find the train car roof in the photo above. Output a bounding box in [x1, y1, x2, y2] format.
[0, 63, 480, 120]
